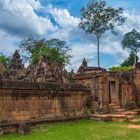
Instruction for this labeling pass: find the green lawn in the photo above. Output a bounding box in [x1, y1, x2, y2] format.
[1, 120, 140, 140]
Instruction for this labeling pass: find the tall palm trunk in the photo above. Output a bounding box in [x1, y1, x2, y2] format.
[97, 36, 100, 67]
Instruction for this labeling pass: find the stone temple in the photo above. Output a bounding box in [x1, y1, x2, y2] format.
[0, 50, 140, 133]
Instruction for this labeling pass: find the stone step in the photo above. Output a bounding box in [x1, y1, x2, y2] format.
[109, 104, 125, 114]
[122, 111, 138, 115]
[90, 109, 140, 122]
[110, 114, 127, 122]
[109, 106, 121, 110]
[109, 103, 121, 107]
[90, 114, 127, 122]
[128, 118, 139, 123]
[112, 109, 125, 112]
[126, 115, 136, 120]
[109, 108, 125, 114]
[90, 114, 112, 121]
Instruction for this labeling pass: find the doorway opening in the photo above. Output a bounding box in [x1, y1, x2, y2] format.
[109, 81, 115, 104]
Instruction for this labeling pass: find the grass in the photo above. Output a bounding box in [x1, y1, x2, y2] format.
[1, 119, 140, 140]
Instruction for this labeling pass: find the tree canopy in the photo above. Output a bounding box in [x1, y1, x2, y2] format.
[20, 36, 72, 68]
[79, 0, 125, 67]
[122, 29, 140, 63]
[121, 52, 139, 67]
[0, 53, 10, 74]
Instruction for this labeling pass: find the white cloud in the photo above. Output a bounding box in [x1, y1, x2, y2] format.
[0, 30, 20, 56]
[66, 43, 97, 71]
[0, 2, 140, 71]
[0, 0, 56, 36]
[118, 11, 140, 34]
[46, 5, 96, 44]
[47, 5, 80, 29]
[68, 10, 140, 70]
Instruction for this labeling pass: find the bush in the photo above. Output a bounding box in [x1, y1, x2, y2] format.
[108, 66, 132, 72]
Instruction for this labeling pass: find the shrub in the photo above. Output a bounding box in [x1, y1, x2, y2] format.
[108, 66, 132, 72]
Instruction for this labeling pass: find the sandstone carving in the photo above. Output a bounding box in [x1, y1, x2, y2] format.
[7, 50, 25, 80]
[0, 52, 140, 134]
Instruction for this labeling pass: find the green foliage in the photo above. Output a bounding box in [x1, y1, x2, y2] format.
[79, 0, 125, 37]
[121, 52, 139, 67]
[108, 66, 132, 72]
[20, 36, 71, 67]
[122, 29, 140, 54]
[79, 0, 125, 67]
[0, 53, 10, 74]
[122, 29, 140, 63]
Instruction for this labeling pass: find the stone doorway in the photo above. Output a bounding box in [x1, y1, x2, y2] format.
[108, 80, 119, 105]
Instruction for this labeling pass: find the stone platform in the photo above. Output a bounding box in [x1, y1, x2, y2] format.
[90, 109, 140, 122]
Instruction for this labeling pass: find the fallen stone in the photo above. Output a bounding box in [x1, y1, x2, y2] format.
[18, 123, 30, 135]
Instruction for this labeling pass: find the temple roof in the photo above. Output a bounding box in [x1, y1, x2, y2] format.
[74, 67, 106, 80]
[75, 58, 106, 79]
[77, 57, 106, 73]
[82, 66, 106, 72]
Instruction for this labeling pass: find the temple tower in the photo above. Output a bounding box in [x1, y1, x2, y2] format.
[8, 50, 24, 80]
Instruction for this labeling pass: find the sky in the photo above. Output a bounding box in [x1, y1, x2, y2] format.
[0, 0, 140, 71]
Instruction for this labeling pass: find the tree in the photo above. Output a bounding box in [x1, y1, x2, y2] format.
[0, 53, 10, 75]
[121, 52, 139, 67]
[122, 29, 140, 64]
[20, 36, 72, 68]
[79, 0, 125, 67]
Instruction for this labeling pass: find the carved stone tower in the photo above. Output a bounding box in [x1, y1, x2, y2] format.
[8, 50, 24, 80]
[77, 58, 87, 73]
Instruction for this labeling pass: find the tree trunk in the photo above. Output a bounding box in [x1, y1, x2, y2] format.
[97, 36, 100, 67]
[135, 53, 137, 64]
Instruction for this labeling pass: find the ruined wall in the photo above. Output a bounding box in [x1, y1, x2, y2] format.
[74, 74, 109, 113]
[120, 82, 134, 107]
[0, 80, 89, 126]
[74, 71, 136, 111]
[133, 69, 140, 106]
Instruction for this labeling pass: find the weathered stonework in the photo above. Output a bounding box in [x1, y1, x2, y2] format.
[23, 56, 74, 83]
[74, 58, 138, 113]
[7, 50, 25, 80]
[0, 80, 89, 133]
[1, 52, 140, 133]
[62, 69, 75, 83]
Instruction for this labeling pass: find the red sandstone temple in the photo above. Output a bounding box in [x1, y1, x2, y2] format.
[0, 50, 140, 133]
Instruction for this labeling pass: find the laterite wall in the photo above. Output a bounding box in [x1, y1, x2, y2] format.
[0, 80, 89, 125]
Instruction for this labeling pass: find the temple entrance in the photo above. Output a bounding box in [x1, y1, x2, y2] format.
[109, 81, 117, 104]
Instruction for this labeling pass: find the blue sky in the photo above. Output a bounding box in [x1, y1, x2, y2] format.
[0, 0, 140, 71]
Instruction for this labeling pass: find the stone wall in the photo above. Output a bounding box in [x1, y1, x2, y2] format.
[120, 82, 134, 107]
[74, 70, 137, 112]
[133, 69, 140, 106]
[0, 80, 89, 127]
[74, 72, 109, 113]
